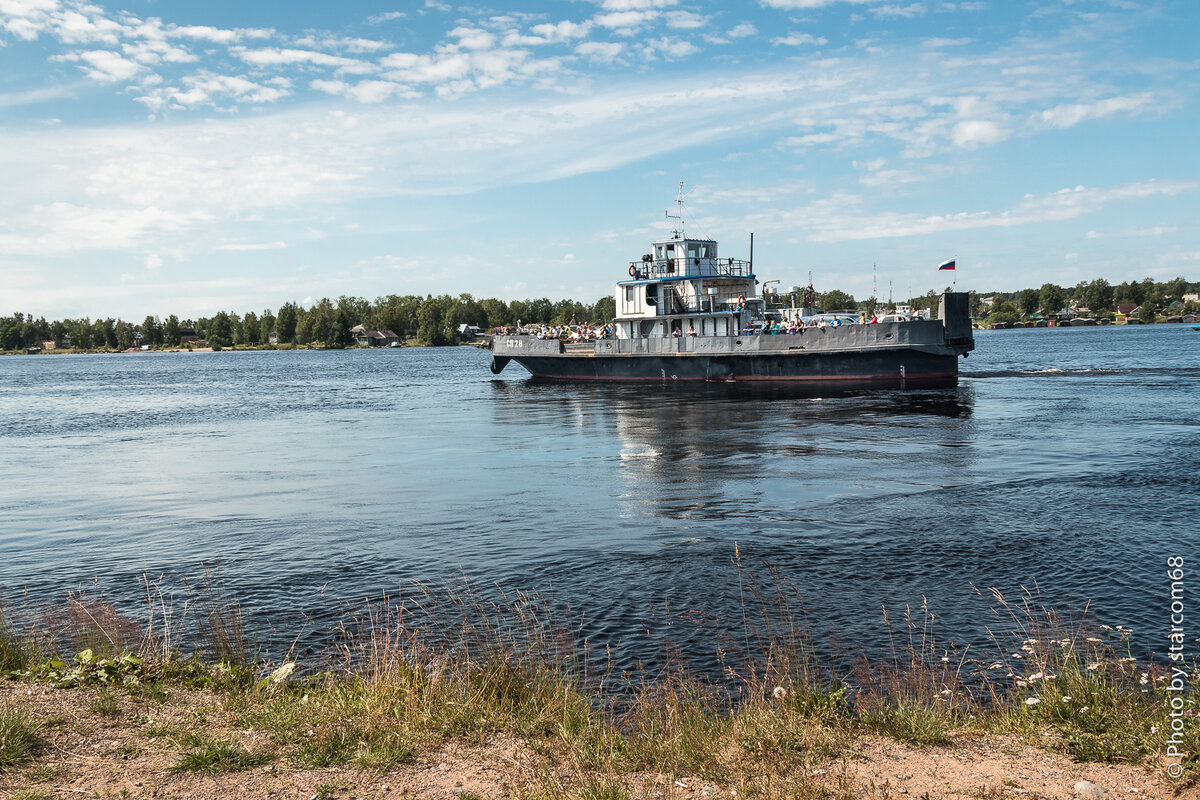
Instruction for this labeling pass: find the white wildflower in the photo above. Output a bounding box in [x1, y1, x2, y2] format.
[269, 661, 296, 684]
[988, 663, 1004, 670]
[1061, 695, 1072, 702]
[1079, 706, 1089, 713]
[1086, 637, 1101, 643]
[1087, 662, 1101, 671]
[1025, 697, 1041, 706]
[1028, 672, 1044, 682]
[1139, 673, 1149, 685]
[772, 686, 787, 700]
[941, 689, 952, 696]
[1100, 624, 1112, 631]
[1016, 680, 1029, 688]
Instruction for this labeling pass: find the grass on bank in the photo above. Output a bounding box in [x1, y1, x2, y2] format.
[0, 569, 1196, 797]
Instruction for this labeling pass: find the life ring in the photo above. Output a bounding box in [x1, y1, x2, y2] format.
[628, 265, 637, 277]
[737, 294, 746, 309]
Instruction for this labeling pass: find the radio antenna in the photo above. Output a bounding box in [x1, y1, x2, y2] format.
[665, 180, 684, 238]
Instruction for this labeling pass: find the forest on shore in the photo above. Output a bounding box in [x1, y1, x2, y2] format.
[2, 274, 1196, 352]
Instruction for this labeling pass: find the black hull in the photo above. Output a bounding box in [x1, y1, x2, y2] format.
[507, 349, 958, 386]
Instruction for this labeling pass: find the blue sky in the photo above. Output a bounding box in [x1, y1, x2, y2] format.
[1, 0, 1197, 320]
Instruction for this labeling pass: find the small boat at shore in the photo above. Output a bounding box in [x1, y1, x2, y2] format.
[488, 186, 975, 386]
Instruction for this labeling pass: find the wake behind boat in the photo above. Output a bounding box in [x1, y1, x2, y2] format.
[488, 188, 974, 386]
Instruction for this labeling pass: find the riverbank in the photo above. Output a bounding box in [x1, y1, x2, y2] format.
[0, 581, 1194, 799]
[0, 681, 1177, 800]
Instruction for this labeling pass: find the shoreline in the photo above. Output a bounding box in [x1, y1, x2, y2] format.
[0, 680, 1179, 800]
[0, 578, 1194, 798]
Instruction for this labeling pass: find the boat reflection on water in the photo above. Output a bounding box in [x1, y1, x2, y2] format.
[488, 379, 976, 524]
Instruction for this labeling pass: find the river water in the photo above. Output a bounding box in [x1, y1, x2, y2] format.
[1, 325, 1196, 673]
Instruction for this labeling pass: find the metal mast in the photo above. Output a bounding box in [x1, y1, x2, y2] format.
[665, 180, 684, 238]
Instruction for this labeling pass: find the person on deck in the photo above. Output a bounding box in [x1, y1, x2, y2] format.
[687, 324, 697, 336]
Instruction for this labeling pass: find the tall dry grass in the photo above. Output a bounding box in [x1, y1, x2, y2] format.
[0, 560, 1194, 793]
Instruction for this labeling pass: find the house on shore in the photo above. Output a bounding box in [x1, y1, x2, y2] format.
[1115, 304, 1138, 324]
[457, 323, 482, 341]
[350, 325, 401, 346]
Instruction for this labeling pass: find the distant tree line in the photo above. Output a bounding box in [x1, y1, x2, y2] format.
[3, 274, 1196, 352]
[975, 275, 1198, 325]
[766, 275, 1199, 324]
[0, 293, 618, 352]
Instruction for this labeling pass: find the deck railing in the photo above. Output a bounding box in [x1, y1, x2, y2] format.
[626, 258, 752, 280]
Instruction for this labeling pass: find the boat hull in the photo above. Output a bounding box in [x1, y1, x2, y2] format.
[490, 292, 975, 387]
[504, 349, 958, 385]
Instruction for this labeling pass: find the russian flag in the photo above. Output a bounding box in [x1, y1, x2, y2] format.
[937, 258, 956, 271]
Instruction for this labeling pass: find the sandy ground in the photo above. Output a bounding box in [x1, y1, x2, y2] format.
[0, 683, 1185, 800]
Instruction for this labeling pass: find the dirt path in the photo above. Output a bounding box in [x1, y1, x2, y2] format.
[0, 684, 1181, 800]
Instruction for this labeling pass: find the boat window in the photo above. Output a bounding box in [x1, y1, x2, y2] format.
[625, 286, 635, 303]
[655, 245, 665, 260]
[645, 283, 658, 305]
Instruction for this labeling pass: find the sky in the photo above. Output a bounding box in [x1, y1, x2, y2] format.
[1, 0, 1198, 320]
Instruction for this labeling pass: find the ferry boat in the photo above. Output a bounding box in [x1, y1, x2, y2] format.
[488, 188, 974, 385]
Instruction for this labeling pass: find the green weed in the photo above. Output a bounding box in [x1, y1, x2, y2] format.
[0, 707, 38, 771]
[173, 735, 270, 774]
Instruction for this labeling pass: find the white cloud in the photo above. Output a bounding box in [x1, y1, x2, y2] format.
[1086, 226, 1177, 239]
[871, 3, 926, 18]
[233, 46, 371, 72]
[216, 241, 287, 251]
[727, 23, 757, 38]
[665, 11, 706, 29]
[773, 33, 828, 46]
[367, 11, 406, 25]
[600, 0, 677, 8]
[951, 118, 1006, 148]
[122, 37, 197, 66]
[1039, 92, 1156, 129]
[53, 8, 123, 44]
[445, 26, 496, 51]
[801, 179, 1200, 243]
[758, 0, 869, 8]
[526, 20, 592, 43]
[0, 0, 59, 40]
[166, 24, 270, 44]
[594, 10, 658, 34]
[575, 41, 623, 62]
[649, 36, 698, 59]
[311, 78, 414, 103]
[55, 49, 144, 82]
[922, 37, 971, 47]
[0, 202, 213, 255]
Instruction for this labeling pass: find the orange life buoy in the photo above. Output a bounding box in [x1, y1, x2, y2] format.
[628, 265, 637, 277]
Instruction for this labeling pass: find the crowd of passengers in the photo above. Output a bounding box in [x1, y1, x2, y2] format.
[674, 311, 925, 336]
[493, 312, 927, 339]
[490, 321, 613, 340]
